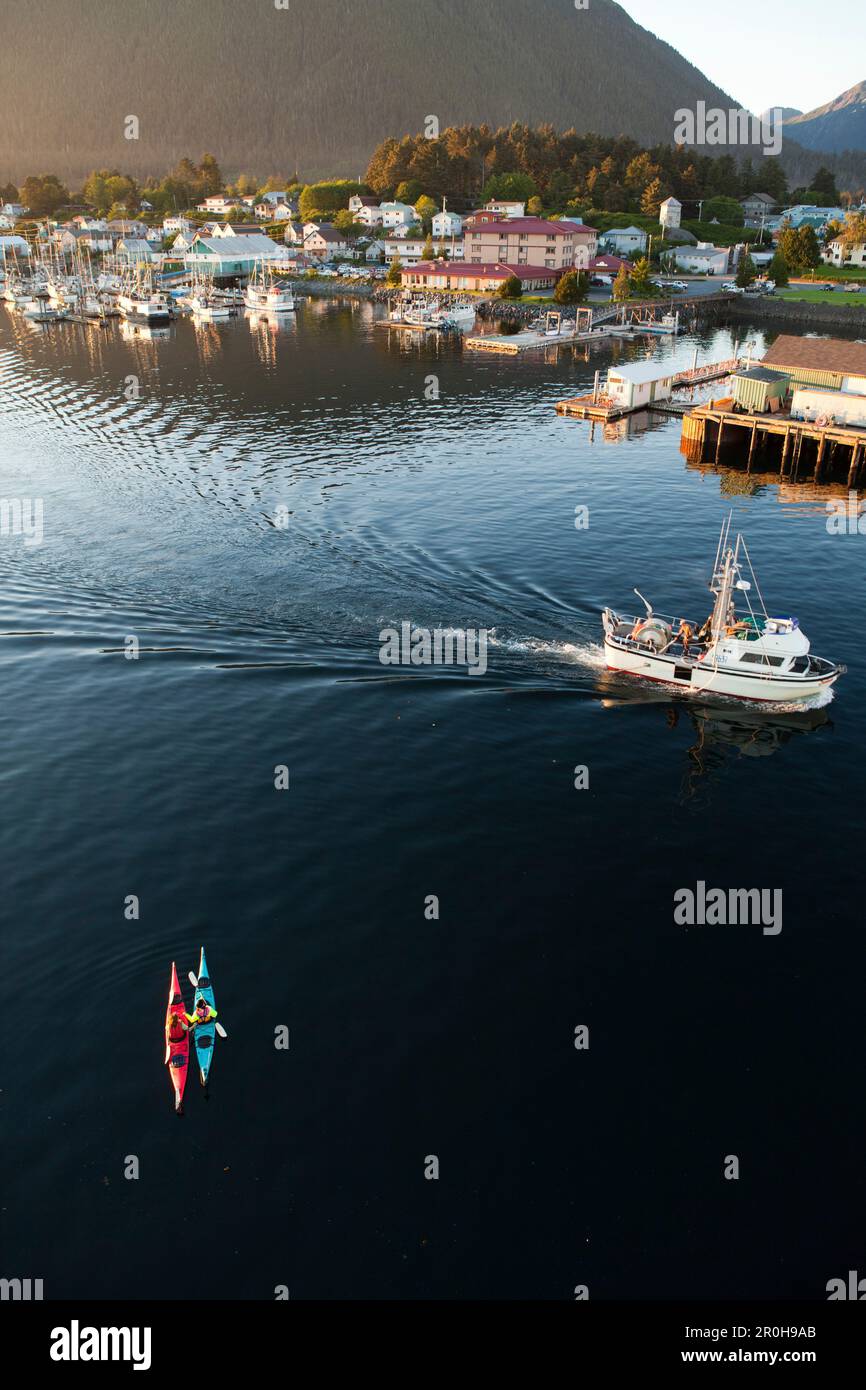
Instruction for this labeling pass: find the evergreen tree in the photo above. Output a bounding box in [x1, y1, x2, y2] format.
[386, 255, 403, 286]
[612, 264, 631, 302]
[497, 273, 523, 299]
[736, 252, 756, 288]
[768, 252, 788, 286]
[553, 269, 588, 305]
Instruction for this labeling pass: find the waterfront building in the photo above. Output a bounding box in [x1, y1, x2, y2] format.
[465, 216, 597, 270]
[185, 234, 284, 277]
[761, 336, 866, 393]
[401, 259, 561, 293]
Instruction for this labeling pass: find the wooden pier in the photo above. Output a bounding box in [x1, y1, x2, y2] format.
[681, 404, 866, 486]
[556, 356, 746, 421]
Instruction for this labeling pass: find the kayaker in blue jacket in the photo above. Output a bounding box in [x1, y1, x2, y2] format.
[186, 998, 218, 1029]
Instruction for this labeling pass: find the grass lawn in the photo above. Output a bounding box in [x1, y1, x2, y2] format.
[776, 288, 866, 304]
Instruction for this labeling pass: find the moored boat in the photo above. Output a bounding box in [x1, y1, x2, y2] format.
[244, 260, 295, 313]
[601, 517, 844, 703]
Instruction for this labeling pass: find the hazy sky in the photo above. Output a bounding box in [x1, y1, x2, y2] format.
[617, 0, 864, 116]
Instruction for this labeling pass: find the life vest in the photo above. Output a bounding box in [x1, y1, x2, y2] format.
[168, 1016, 186, 1042]
[196, 1004, 211, 1021]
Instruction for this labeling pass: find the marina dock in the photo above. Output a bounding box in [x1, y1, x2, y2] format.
[680, 404, 866, 485]
[556, 356, 746, 421]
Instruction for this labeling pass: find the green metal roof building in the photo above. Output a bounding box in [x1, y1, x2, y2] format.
[732, 366, 790, 413]
[184, 235, 284, 278]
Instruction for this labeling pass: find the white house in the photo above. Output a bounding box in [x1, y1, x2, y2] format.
[303, 226, 353, 259]
[822, 237, 866, 268]
[256, 203, 292, 222]
[483, 200, 526, 219]
[600, 225, 648, 256]
[1, 203, 28, 219]
[361, 238, 387, 261]
[670, 242, 729, 275]
[382, 236, 429, 265]
[432, 209, 463, 239]
[379, 201, 416, 230]
[197, 196, 237, 215]
[659, 197, 682, 231]
[163, 216, 192, 235]
[53, 226, 113, 254]
[171, 230, 200, 252]
[354, 203, 385, 228]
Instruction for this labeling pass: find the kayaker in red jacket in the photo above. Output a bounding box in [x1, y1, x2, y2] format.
[166, 1014, 189, 1045]
[186, 999, 218, 1029]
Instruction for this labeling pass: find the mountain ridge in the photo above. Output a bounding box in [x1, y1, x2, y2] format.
[0, 0, 860, 189]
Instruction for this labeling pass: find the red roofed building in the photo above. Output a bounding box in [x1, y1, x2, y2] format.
[464, 216, 598, 271]
[401, 260, 562, 293]
[588, 254, 633, 277]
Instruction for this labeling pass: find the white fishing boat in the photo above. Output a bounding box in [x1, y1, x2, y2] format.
[118, 288, 172, 324]
[601, 517, 844, 703]
[21, 299, 67, 323]
[388, 292, 475, 331]
[244, 261, 295, 313]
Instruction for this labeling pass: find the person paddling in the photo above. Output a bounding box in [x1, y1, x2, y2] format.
[186, 997, 218, 1030]
[166, 1013, 189, 1045]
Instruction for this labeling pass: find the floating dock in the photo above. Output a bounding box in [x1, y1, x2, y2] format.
[556, 357, 745, 421]
[681, 404, 866, 486]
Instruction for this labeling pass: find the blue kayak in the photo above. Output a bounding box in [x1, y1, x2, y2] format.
[193, 946, 217, 1086]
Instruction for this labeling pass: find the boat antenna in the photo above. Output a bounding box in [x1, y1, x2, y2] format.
[738, 535, 769, 622]
[634, 588, 653, 617]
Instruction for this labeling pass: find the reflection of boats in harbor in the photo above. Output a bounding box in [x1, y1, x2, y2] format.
[388, 292, 476, 332]
[599, 684, 831, 801]
[119, 319, 171, 343]
[602, 515, 844, 703]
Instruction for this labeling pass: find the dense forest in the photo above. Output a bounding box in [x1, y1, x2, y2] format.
[1, 0, 861, 191]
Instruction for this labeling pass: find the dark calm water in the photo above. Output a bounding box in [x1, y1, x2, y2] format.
[1, 299, 864, 1301]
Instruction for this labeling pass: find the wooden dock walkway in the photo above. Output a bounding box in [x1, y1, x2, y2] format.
[681, 404, 866, 486]
[555, 356, 746, 421]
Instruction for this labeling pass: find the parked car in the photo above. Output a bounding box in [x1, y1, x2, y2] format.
[844, 283, 863, 293]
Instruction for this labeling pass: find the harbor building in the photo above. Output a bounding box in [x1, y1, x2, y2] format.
[401, 260, 560, 293]
[761, 336, 866, 393]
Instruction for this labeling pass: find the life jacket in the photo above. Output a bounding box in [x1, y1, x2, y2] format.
[168, 1016, 186, 1042]
[196, 1004, 211, 1022]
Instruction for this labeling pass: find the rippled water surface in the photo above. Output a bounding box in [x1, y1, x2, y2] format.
[1, 299, 864, 1299]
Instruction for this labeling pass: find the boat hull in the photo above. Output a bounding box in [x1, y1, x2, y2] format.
[165, 962, 189, 1112]
[603, 637, 838, 703]
[192, 947, 216, 1087]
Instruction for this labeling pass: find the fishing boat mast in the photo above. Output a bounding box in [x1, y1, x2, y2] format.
[709, 515, 740, 642]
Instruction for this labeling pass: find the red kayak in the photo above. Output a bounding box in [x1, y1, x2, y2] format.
[164, 962, 189, 1113]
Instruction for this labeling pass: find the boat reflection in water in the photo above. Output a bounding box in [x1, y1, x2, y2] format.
[598, 679, 831, 804]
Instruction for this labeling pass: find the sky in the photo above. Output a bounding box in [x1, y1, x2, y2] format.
[616, 0, 865, 117]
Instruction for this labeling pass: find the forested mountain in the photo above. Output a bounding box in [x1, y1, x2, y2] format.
[0, 0, 860, 189]
[784, 82, 866, 155]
